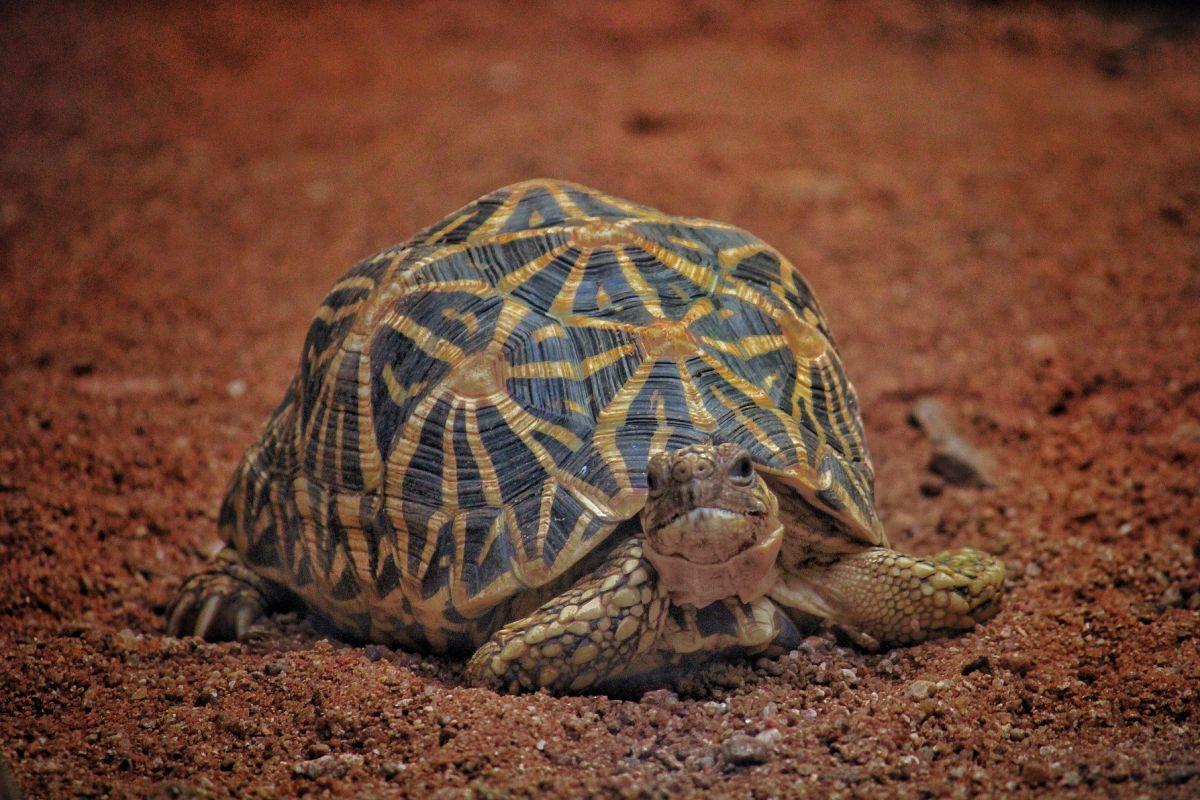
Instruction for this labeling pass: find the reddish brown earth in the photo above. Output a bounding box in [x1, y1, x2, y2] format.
[2, 3, 1199, 798]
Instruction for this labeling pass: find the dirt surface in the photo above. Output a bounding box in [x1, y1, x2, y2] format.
[3, 2, 1199, 798]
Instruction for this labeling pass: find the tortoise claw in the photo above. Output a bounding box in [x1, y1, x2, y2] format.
[193, 594, 223, 639]
[234, 604, 255, 640]
[166, 592, 195, 637]
[165, 566, 268, 642]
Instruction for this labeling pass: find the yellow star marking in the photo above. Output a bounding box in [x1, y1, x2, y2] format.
[545, 183, 589, 220]
[382, 364, 426, 408]
[423, 211, 475, 242]
[467, 184, 531, 240]
[649, 391, 673, 456]
[628, 236, 718, 294]
[331, 274, 384, 293]
[445, 349, 506, 400]
[549, 246, 592, 319]
[615, 246, 664, 319]
[494, 243, 573, 294]
[581, 343, 639, 376]
[441, 307, 480, 335]
[717, 243, 770, 269]
[674, 356, 718, 432]
[667, 235, 706, 252]
[463, 401, 504, 507]
[638, 319, 700, 360]
[739, 334, 790, 357]
[707, 381, 783, 457]
[507, 361, 580, 380]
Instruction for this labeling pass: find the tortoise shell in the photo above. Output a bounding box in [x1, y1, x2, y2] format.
[221, 179, 883, 651]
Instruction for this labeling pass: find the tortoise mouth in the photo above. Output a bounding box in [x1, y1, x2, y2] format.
[651, 505, 771, 565]
[643, 523, 784, 608]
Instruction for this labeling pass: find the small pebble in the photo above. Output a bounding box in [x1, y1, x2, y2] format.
[1023, 760, 1052, 786]
[1158, 586, 1183, 609]
[722, 733, 772, 766]
[292, 753, 362, 780]
[907, 680, 936, 701]
[909, 397, 997, 486]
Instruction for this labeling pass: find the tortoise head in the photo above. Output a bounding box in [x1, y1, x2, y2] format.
[639, 442, 783, 607]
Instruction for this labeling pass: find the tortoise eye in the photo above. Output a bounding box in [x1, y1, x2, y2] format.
[729, 454, 754, 484]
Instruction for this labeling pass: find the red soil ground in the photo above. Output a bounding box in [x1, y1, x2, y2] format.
[2, 2, 1198, 798]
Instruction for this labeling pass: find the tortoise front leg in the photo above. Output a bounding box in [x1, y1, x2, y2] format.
[770, 546, 1005, 648]
[600, 595, 801, 686]
[464, 539, 669, 693]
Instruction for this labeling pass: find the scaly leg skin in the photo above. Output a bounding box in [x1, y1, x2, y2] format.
[166, 545, 289, 641]
[601, 595, 800, 688]
[464, 539, 669, 694]
[771, 547, 1005, 649]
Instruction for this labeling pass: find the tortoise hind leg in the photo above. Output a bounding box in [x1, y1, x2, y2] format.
[464, 539, 669, 693]
[167, 545, 291, 641]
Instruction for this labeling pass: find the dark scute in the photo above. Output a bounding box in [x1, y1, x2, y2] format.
[464, 234, 570, 289]
[465, 517, 513, 597]
[501, 186, 568, 231]
[475, 404, 546, 508]
[375, 554, 401, 598]
[331, 563, 357, 599]
[569, 327, 643, 418]
[294, 555, 313, 587]
[420, 518, 458, 601]
[418, 196, 505, 245]
[246, 520, 281, 568]
[730, 250, 783, 289]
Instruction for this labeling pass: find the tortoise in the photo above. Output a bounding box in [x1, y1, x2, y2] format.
[167, 179, 1004, 692]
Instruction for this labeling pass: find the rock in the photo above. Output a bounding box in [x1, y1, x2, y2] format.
[754, 729, 781, 750]
[722, 733, 772, 766]
[1062, 769, 1083, 787]
[996, 652, 1033, 676]
[961, 655, 991, 675]
[907, 680, 936, 701]
[1025, 334, 1060, 361]
[930, 442, 995, 486]
[1023, 760, 1052, 786]
[225, 379, 247, 399]
[909, 397, 997, 487]
[292, 753, 363, 780]
[1158, 586, 1183, 609]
